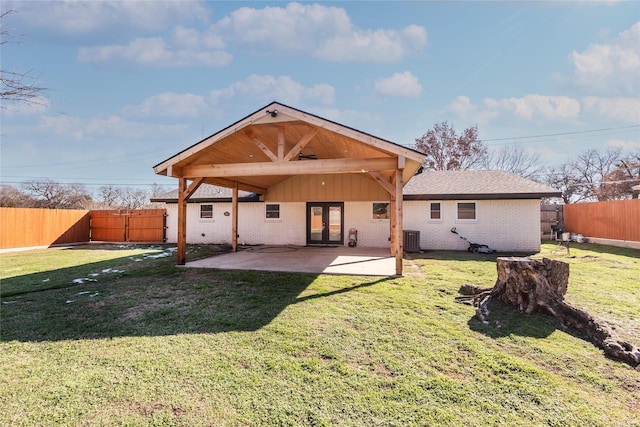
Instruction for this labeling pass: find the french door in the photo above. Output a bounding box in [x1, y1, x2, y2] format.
[306, 202, 344, 245]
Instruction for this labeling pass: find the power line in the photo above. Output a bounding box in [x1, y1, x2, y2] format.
[482, 124, 640, 143]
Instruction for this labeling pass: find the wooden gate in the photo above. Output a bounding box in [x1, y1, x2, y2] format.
[90, 209, 166, 243]
[540, 204, 564, 239]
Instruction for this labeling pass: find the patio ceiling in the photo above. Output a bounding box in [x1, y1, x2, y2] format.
[153, 102, 425, 194]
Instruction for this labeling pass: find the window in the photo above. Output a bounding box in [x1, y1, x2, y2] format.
[265, 203, 280, 219]
[457, 202, 476, 220]
[372, 203, 390, 219]
[430, 202, 441, 220]
[200, 204, 213, 219]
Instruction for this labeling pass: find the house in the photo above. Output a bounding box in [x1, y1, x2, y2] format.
[153, 102, 426, 275]
[152, 102, 560, 274]
[152, 170, 560, 254]
[402, 170, 561, 252]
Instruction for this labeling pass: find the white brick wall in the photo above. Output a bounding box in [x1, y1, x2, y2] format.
[344, 201, 390, 247]
[404, 199, 541, 252]
[164, 199, 541, 252]
[164, 202, 307, 246]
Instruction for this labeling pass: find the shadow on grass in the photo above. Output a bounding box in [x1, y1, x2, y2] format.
[465, 300, 558, 340]
[405, 250, 538, 263]
[1, 246, 392, 342]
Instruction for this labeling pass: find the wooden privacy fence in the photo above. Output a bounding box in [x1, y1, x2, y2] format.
[90, 209, 166, 243]
[564, 199, 640, 242]
[540, 204, 564, 239]
[0, 208, 90, 249]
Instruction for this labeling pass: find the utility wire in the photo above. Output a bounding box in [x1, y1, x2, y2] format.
[482, 124, 640, 143]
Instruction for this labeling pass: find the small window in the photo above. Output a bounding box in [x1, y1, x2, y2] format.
[457, 202, 476, 220]
[265, 203, 280, 219]
[373, 203, 390, 219]
[430, 202, 441, 220]
[200, 204, 213, 219]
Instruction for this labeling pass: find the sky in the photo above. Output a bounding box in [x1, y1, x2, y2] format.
[1, 1, 639, 192]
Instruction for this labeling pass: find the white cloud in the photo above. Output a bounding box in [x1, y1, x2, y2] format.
[123, 93, 208, 119]
[605, 138, 640, 152]
[39, 2, 425, 67]
[582, 96, 640, 123]
[567, 21, 640, 94]
[442, 96, 499, 124]
[1, 96, 51, 115]
[78, 36, 232, 67]
[40, 114, 187, 141]
[214, 3, 427, 63]
[316, 25, 427, 63]
[6, 0, 210, 34]
[209, 74, 335, 106]
[374, 71, 422, 97]
[484, 95, 581, 120]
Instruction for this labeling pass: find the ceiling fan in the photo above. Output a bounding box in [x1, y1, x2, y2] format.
[298, 151, 318, 160]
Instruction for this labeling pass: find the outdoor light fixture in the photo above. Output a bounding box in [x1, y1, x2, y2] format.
[266, 109, 278, 117]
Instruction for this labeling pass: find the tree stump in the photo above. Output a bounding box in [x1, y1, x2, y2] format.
[456, 257, 640, 366]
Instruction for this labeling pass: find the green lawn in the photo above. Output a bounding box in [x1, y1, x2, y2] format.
[1, 243, 638, 426]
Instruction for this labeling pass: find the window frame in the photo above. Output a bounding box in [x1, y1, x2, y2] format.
[265, 203, 281, 220]
[429, 201, 442, 221]
[200, 204, 213, 220]
[456, 201, 477, 221]
[372, 202, 390, 220]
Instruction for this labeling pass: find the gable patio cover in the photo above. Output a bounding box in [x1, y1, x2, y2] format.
[154, 102, 426, 275]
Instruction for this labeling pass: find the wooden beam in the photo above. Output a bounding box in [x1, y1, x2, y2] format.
[175, 177, 204, 265]
[398, 155, 406, 170]
[390, 195, 396, 257]
[167, 164, 183, 178]
[232, 181, 238, 252]
[277, 126, 285, 161]
[283, 128, 319, 161]
[177, 178, 187, 265]
[182, 157, 397, 178]
[203, 177, 267, 195]
[184, 177, 204, 199]
[367, 171, 395, 195]
[247, 130, 278, 162]
[394, 168, 404, 276]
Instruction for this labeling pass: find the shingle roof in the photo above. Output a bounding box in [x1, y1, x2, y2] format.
[403, 170, 561, 200]
[150, 184, 259, 203]
[152, 170, 561, 203]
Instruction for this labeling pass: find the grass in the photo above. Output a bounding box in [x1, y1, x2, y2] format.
[0, 242, 638, 426]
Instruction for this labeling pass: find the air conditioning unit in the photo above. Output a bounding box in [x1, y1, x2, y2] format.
[403, 230, 420, 253]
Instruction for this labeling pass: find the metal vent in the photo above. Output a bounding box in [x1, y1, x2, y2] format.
[403, 230, 420, 253]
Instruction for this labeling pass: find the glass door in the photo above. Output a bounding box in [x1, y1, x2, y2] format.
[306, 202, 343, 245]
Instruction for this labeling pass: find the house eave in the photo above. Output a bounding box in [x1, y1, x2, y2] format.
[403, 192, 562, 201]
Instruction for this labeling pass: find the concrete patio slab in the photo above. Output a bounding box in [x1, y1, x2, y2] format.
[184, 245, 397, 276]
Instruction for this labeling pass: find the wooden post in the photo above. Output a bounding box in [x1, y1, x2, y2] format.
[389, 196, 396, 256]
[394, 168, 404, 276]
[232, 181, 238, 252]
[177, 177, 187, 265]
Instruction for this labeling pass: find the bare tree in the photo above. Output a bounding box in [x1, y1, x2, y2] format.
[1, 10, 46, 108]
[0, 184, 36, 207]
[22, 180, 92, 209]
[544, 163, 584, 204]
[482, 145, 544, 179]
[544, 147, 624, 203]
[414, 121, 487, 170]
[118, 187, 149, 210]
[97, 185, 123, 208]
[600, 149, 640, 200]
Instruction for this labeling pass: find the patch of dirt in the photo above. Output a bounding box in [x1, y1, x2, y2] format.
[129, 401, 186, 418]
